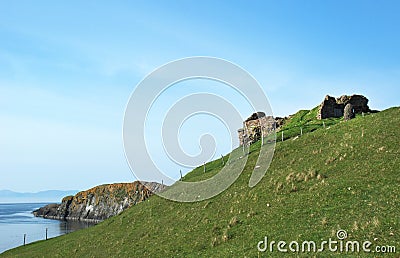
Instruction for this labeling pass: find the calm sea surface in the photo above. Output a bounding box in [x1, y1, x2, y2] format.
[0, 203, 94, 254]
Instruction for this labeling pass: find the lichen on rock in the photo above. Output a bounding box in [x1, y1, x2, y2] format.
[33, 181, 165, 222]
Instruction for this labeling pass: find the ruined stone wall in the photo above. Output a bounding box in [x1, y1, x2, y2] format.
[336, 95, 370, 113]
[238, 112, 276, 146]
[238, 94, 371, 144]
[238, 128, 246, 146]
[317, 94, 370, 119]
[317, 95, 344, 119]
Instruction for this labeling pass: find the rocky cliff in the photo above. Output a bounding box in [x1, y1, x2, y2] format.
[33, 181, 165, 222]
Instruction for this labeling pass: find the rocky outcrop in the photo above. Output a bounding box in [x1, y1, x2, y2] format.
[238, 112, 277, 146]
[33, 181, 165, 223]
[317, 94, 371, 119]
[344, 103, 355, 121]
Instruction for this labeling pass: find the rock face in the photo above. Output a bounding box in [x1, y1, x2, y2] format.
[317, 94, 371, 119]
[238, 112, 277, 146]
[33, 181, 165, 222]
[344, 103, 355, 121]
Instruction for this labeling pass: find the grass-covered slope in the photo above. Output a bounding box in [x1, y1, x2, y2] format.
[277, 106, 343, 140]
[3, 107, 399, 257]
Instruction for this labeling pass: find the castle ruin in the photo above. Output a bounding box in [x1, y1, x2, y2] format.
[317, 94, 371, 119]
[238, 94, 372, 146]
[238, 112, 276, 146]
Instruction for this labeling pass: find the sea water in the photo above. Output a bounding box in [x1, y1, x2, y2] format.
[0, 203, 95, 254]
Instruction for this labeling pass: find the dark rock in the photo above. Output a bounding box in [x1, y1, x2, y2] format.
[317, 95, 344, 119]
[274, 117, 286, 128]
[336, 94, 370, 114]
[245, 112, 266, 122]
[317, 94, 371, 119]
[344, 103, 355, 121]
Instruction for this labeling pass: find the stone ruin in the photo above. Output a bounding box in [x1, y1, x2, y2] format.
[238, 94, 372, 145]
[238, 112, 276, 146]
[317, 94, 371, 119]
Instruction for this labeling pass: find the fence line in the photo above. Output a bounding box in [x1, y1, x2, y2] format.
[2, 226, 73, 253]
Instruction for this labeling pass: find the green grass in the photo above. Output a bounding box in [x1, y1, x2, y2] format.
[2, 107, 399, 257]
[277, 106, 345, 141]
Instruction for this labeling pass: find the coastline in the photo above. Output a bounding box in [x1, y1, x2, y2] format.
[33, 214, 101, 224]
[0, 203, 95, 254]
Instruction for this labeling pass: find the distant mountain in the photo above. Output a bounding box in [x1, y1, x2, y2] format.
[0, 189, 79, 203]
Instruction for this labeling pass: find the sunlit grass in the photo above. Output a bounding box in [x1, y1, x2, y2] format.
[3, 107, 399, 257]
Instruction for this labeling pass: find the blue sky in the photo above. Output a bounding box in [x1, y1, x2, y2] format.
[0, 1, 399, 192]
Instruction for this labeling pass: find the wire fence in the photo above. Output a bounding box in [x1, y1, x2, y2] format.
[1, 221, 94, 253]
[1, 226, 65, 253]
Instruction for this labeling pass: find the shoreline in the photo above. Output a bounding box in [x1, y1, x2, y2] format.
[33, 214, 101, 224]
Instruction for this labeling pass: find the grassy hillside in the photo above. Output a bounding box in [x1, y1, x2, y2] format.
[277, 106, 343, 140]
[3, 107, 399, 257]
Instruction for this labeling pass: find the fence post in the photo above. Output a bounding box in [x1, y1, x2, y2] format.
[23, 234, 26, 246]
[261, 128, 264, 146]
[179, 170, 182, 180]
[203, 162, 206, 173]
[300, 127, 303, 136]
[221, 154, 224, 165]
[46, 228, 48, 240]
[281, 131, 284, 142]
